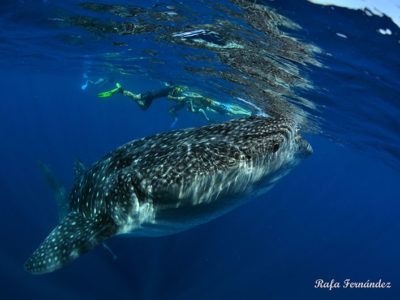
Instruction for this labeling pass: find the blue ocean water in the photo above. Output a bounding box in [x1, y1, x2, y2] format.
[1, 0, 399, 299]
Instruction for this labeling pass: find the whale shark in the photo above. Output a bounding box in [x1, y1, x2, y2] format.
[25, 116, 312, 274]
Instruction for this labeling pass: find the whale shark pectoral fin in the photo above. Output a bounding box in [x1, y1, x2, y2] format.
[37, 161, 68, 220]
[25, 212, 117, 275]
[74, 160, 86, 178]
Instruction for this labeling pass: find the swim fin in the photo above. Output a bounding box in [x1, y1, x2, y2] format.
[97, 83, 123, 98]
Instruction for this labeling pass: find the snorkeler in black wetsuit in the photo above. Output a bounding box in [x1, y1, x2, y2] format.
[126, 85, 173, 110]
[98, 83, 252, 121]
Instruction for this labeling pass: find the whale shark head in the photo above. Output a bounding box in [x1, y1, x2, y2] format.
[260, 121, 313, 176]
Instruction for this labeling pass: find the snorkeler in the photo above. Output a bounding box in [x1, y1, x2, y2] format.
[97, 82, 252, 121]
[81, 73, 109, 91]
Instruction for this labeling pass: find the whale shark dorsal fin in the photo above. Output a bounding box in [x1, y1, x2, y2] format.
[25, 212, 117, 274]
[37, 161, 68, 220]
[74, 160, 86, 178]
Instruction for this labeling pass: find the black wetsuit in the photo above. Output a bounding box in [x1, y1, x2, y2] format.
[138, 86, 175, 110]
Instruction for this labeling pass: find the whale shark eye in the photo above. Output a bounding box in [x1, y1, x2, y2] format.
[272, 143, 280, 153]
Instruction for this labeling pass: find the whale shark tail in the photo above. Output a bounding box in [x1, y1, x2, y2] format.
[25, 212, 117, 274]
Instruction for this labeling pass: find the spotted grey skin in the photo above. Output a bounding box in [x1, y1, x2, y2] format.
[25, 116, 312, 274]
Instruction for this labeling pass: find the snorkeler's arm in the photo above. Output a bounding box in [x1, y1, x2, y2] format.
[187, 99, 195, 112]
[167, 85, 187, 101]
[167, 95, 186, 101]
[198, 108, 210, 121]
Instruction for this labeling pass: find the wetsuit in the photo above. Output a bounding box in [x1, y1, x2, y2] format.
[137, 87, 174, 109]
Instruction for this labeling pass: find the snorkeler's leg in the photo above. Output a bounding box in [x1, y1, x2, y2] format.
[81, 73, 89, 90]
[210, 99, 252, 117]
[131, 87, 175, 110]
[135, 95, 153, 110]
[168, 102, 185, 127]
[81, 80, 89, 91]
[99, 84, 150, 111]
[226, 104, 252, 117]
[123, 90, 141, 100]
[93, 78, 106, 85]
[119, 90, 153, 110]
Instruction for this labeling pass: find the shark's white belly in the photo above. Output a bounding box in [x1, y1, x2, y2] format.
[121, 155, 294, 237]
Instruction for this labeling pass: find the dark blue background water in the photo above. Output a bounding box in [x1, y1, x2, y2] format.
[1, 0, 400, 299]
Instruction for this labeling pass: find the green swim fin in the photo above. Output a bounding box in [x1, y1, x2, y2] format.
[98, 83, 123, 98]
